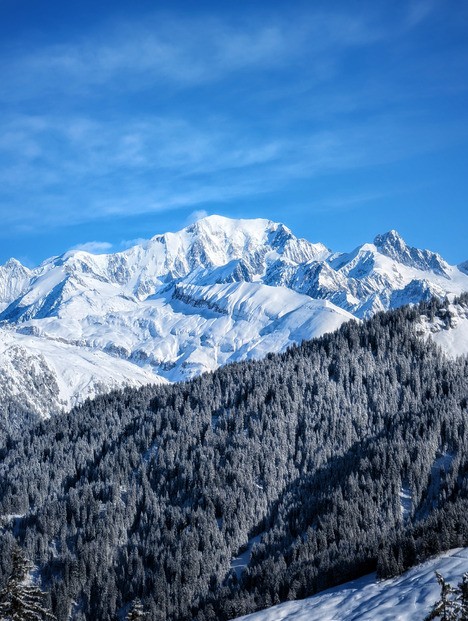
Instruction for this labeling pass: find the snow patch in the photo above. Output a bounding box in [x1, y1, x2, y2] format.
[234, 548, 468, 621]
[231, 533, 265, 580]
[399, 481, 412, 521]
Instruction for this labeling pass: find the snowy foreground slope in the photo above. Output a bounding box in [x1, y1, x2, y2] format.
[234, 548, 468, 621]
[0, 215, 467, 424]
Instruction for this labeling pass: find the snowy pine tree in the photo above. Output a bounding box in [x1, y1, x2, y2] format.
[126, 598, 146, 620]
[0, 545, 55, 621]
[425, 571, 459, 621]
[456, 573, 468, 621]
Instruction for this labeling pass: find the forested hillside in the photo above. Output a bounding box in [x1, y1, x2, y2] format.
[0, 296, 468, 620]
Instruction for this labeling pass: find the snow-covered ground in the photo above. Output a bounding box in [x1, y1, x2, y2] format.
[418, 303, 468, 358]
[399, 481, 412, 521]
[234, 548, 468, 621]
[431, 307, 468, 358]
[231, 533, 265, 580]
[0, 326, 165, 420]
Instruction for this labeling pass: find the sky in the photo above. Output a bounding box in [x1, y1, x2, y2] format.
[0, 0, 467, 267]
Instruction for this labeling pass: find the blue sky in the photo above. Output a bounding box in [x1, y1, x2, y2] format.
[0, 0, 467, 266]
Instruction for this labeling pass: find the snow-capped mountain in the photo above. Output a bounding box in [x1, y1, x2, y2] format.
[0, 258, 32, 309]
[0, 215, 467, 427]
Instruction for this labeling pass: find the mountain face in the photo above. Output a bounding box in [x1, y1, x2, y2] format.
[0, 215, 467, 426]
[0, 258, 32, 309]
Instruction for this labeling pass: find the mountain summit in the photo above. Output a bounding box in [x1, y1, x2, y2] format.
[374, 230, 449, 275]
[0, 215, 467, 428]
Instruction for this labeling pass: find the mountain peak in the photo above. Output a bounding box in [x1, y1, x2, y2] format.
[170, 213, 265, 231]
[183, 214, 278, 239]
[2, 257, 29, 271]
[0, 258, 32, 309]
[373, 230, 406, 250]
[373, 230, 448, 276]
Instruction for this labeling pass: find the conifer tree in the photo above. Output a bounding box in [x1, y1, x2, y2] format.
[425, 571, 459, 621]
[126, 598, 146, 620]
[0, 545, 55, 621]
[456, 573, 468, 620]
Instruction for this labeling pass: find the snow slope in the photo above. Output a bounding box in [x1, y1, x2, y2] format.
[0, 326, 165, 431]
[0, 215, 467, 425]
[234, 548, 468, 621]
[416, 301, 468, 358]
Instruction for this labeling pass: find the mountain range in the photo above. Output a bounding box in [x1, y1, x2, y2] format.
[1, 215, 467, 428]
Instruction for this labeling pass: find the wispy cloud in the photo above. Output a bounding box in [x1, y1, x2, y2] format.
[0, 9, 389, 104]
[71, 241, 112, 253]
[0, 105, 466, 235]
[0, 3, 465, 245]
[0, 19, 285, 101]
[186, 210, 209, 226]
[119, 238, 150, 250]
[404, 0, 437, 28]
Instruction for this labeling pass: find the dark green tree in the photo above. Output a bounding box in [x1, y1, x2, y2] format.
[456, 573, 468, 620]
[126, 598, 146, 620]
[425, 571, 458, 621]
[0, 545, 55, 621]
